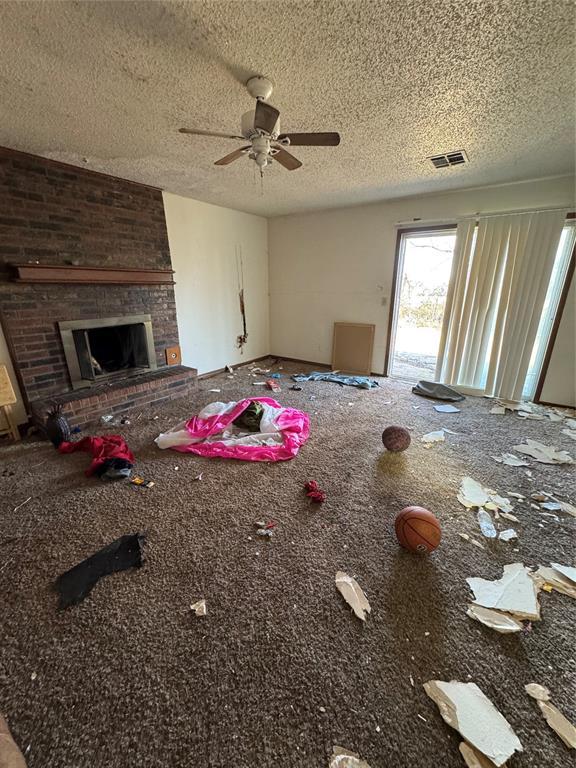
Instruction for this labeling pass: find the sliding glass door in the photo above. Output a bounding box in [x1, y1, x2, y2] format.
[387, 228, 456, 381]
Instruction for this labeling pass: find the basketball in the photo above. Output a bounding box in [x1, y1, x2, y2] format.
[395, 506, 441, 554]
[382, 425, 411, 452]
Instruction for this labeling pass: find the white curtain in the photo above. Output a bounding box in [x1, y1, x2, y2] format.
[436, 209, 567, 400]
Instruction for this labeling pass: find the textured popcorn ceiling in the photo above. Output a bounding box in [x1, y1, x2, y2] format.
[0, 0, 574, 216]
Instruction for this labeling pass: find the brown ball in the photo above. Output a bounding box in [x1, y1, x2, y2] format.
[382, 425, 411, 452]
[395, 506, 441, 554]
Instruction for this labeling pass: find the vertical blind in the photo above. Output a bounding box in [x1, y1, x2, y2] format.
[435, 209, 568, 400]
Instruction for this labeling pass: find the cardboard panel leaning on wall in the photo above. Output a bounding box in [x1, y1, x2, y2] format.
[268, 176, 575, 374]
[162, 192, 269, 375]
[0, 323, 27, 425]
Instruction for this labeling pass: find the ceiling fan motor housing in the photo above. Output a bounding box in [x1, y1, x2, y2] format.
[241, 110, 280, 139]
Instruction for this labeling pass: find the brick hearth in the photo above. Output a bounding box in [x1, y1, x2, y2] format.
[30, 366, 196, 428]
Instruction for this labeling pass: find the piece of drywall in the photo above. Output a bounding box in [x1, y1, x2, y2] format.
[269, 176, 575, 374]
[163, 192, 269, 375]
[0, 324, 27, 425]
[540, 271, 576, 407]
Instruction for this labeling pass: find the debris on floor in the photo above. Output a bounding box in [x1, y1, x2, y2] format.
[421, 429, 445, 445]
[459, 741, 500, 768]
[512, 439, 574, 465]
[58, 435, 134, 479]
[459, 533, 485, 550]
[45, 403, 71, 447]
[457, 477, 513, 513]
[55, 533, 145, 608]
[525, 683, 576, 749]
[292, 372, 379, 389]
[412, 380, 465, 401]
[466, 604, 524, 633]
[155, 397, 310, 462]
[329, 746, 372, 768]
[423, 680, 523, 766]
[190, 599, 206, 617]
[433, 404, 460, 413]
[476, 509, 497, 538]
[491, 453, 530, 467]
[466, 563, 541, 621]
[305, 480, 326, 503]
[290, 384, 303, 391]
[266, 378, 281, 392]
[335, 571, 371, 621]
[497, 528, 518, 542]
[532, 564, 576, 598]
[131, 476, 155, 488]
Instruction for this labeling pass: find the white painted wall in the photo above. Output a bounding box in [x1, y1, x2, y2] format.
[0, 325, 27, 426]
[163, 192, 269, 375]
[269, 176, 575, 374]
[540, 272, 576, 407]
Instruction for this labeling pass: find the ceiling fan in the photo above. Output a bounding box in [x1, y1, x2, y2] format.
[179, 76, 340, 174]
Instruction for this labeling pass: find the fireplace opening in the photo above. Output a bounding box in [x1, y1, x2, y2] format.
[59, 315, 157, 390]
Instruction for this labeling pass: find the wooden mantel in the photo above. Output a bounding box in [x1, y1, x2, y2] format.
[10, 263, 175, 285]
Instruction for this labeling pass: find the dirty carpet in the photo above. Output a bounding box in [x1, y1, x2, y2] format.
[1, 360, 575, 768]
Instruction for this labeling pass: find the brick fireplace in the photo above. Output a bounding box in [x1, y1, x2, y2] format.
[0, 146, 196, 427]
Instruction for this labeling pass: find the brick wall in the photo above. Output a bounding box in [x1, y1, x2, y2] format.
[0, 146, 181, 407]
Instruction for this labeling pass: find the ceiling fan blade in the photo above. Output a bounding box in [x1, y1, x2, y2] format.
[278, 132, 341, 146]
[214, 147, 251, 166]
[254, 100, 280, 134]
[273, 148, 302, 171]
[180, 128, 245, 140]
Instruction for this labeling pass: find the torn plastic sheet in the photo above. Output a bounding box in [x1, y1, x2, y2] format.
[498, 529, 518, 542]
[466, 604, 524, 633]
[55, 533, 145, 608]
[155, 398, 309, 462]
[335, 571, 371, 621]
[512, 439, 574, 465]
[466, 563, 541, 620]
[476, 510, 497, 538]
[329, 746, 372, 768]
[423, 680, 523, 766]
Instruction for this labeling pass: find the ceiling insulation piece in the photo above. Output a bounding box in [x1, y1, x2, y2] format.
[335, 571, 371, 621]
[329, 746, 372, 768]
[512, 439, 574, 465]
[536, 701, 576, 749]
[459, 742, 497, 768]
[550, 563, 576, 584]
[491, 453, 530, 467]
[525, 683, 551, 702]
[423, 680, 523, 766]
[466, 563, 541, 620]
[458, 478, 513, 513]
[533, 566, 576, 599]
[466, 604, 524, 633]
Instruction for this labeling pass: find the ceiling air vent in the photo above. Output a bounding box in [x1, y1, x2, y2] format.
[429, 150, 468, 169]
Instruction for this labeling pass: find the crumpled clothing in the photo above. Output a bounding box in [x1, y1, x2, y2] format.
[59, 435, 134, 477]
[412, 380, 465, 402]
[305, 480, 326, 503]
[292, 372, 379, 389]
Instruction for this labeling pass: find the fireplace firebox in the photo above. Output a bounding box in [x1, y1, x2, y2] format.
[59, 314, 157, 390]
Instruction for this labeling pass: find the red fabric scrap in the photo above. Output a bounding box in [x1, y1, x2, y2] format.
[59, 435, 134, 477]
[305, 480, 326, 504]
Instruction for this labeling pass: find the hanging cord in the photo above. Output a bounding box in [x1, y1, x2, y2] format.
[236, 245, 248, 352]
